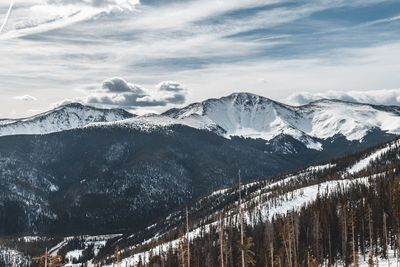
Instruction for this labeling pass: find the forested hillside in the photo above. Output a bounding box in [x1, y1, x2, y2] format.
[88, 137, 400, 267]
[2, 137, 400, 267]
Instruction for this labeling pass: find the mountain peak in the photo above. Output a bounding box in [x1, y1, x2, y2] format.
[57, 102, 86, 109]
[226, 92, 264, 100]
[0, 103, 134, 137]
[211, 92, 276, 105]
[158, 92, 400, 149]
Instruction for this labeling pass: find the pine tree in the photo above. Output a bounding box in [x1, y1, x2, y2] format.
[237, 236, 256, 266]
[368, 206, 375, 267]
[349, 205, 359, 267]
[392, 176, 400, 265]
[114, 244, 120, 264]
[264, 221, 274, 267]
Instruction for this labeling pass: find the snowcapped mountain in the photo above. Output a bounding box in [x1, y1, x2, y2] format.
[0, 93, 399, 237]
[2, 93, 400, 151]
[0, 103, 134, 137]
[159, 93, 400, 150]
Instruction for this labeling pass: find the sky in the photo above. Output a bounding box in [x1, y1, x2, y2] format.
[1, 0, 400, 118]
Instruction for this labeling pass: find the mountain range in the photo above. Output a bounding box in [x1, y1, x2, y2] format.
[0, 93, 399, 236]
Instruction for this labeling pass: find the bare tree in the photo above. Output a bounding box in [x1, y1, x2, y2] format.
[186, 206, 191, 267]
[383, 212, 390, 267]
[239, 170, 245, 267]
[368, 206, 374, 267]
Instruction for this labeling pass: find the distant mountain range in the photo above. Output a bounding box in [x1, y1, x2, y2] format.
[0, 93, 399, 235]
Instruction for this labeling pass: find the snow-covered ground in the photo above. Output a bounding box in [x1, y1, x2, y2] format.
[65, 249, 84, 264]
[46, 234, 123, 266]
[0, 247, 31, 267]
[346, 139, 400, 175]
[306, 163, 336, 172]
[335, 248, 400, 267]
[99, 174, 375, 267]
[101, 159, 373, 266]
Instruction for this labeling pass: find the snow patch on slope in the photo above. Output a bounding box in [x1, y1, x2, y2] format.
[0, 103, 133, 137]
[302, 100, 400, 141]
[347, 140, 400, 175]
[100, 175, 372, 267]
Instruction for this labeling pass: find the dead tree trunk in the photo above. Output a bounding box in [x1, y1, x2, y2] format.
[383, 212, 390, 267]
[186, 206, 191, 267]
[239, 170, 245, 267]
[219, 213, 225, 267]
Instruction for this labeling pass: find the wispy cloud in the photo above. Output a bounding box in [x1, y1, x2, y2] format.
[0, 0, 139, 38]
[0, 0, 15, 33]
[286, 88, 400, 106]
[13, 94, 38, 101]
[1, 0, 400, 117]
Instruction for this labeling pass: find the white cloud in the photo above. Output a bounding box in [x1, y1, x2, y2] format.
[286, 88, 400, 106]
[47, 0, 137, 7]
[13, 95, 37, 101]
[1, 0, 400, 117]
[0, 0, 139, 38]
[55, 78, 188, 108]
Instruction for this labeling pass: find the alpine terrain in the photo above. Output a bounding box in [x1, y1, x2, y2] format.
[0, 93, 399, 238]
[2, 129, 400, 267]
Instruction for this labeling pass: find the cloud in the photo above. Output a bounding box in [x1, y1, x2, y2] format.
[13, 95, 37, 101]
[61, 77, 188, 108]
[2, 0, 400, 118]
[101, 77, 145, 93]
[0, 0, 139, 39]
[157, 81, 186, 92]
[46, 0, 138, 7]
[286, 89, 400, 106]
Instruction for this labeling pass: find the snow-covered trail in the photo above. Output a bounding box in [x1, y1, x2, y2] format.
[346, 139, 400, 175]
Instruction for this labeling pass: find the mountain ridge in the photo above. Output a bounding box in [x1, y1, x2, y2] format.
[3, 93, 400, 148]
[0, 103, 135, 137]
